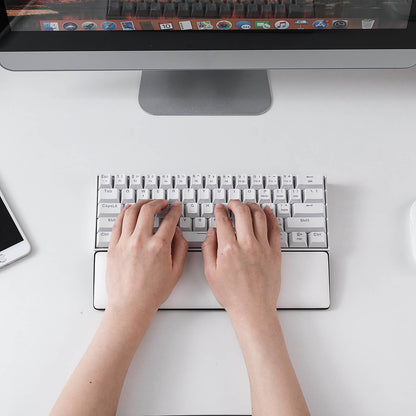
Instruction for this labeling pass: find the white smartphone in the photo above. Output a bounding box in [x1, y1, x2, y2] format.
[0, 188, 31, 269]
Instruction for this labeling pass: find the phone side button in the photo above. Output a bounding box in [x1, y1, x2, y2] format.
[0, 254, 6, 263]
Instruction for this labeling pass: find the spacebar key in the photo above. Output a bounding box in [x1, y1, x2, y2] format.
[182, 231, 207, 248]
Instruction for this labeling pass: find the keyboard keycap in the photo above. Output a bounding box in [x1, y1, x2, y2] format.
[179, 217, 192, 231]
[296, 175, 324, 189]
[96, 231, 111, 248]
[114, 174, 128, 189]
[99, 174, 112, 189]
[201, 203, 214, 217]
[174, 174, 188, 190]
[193, 217, 207, 231]
[228, 189, 242, 202]
[236, 174, 249, 190]
[97, 217, 117, 232]
[220, 175, 233, 190]
[205, 174, 218, 189]
[285, 217, 326, 233]
[190, 174, 203, 189]
[182, 188, 196, 203]
[308, 232, 327, 248]
[129, 174, 143, 189]
[292, 203, 325, 217]
[258, 189, 272, 204]
[98, 188, 119, 203]
[197, 188, 211, 203]
[213, 188, 226, 204]
[152, 188, 165, 200]
[243, 189, 257, 203]
[304, 188, 325, 203]
[144, 174, 158, 190]
[266, 175, 279, 190]
[250, 174, 264, 190]
[182, 231, 208, 248]
[277, 203, 291, 217]
[186, 203, 199, 218]
[121, 189, 135, 204]
[159, 174, 173, 190]
[98, 203, 122, 217]
[288, 189, 302, 203]
[281, 174, 294, 189]
[273, 189, 287, 204]
[289, 232, 307, 248]
[137, 188, 150, 201]
[167, 188, 180, 203]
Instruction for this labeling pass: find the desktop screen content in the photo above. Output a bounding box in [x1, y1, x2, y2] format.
[4, 0, 413, 32]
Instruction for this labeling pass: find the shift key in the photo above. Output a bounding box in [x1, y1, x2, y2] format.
[285, 217, 326, 233]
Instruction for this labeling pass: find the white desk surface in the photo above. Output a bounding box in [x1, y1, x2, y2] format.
[1, 65, 416, 416]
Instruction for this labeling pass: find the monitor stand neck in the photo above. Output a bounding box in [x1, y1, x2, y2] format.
[139, 70, 271, 116]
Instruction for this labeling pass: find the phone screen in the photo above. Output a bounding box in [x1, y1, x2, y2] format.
[0, 196, 23, 251]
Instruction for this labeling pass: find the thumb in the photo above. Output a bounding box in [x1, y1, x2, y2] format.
[202, 227, 217, 277]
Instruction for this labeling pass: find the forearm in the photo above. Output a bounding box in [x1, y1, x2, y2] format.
[229, 308, 310, 416]
[50, 308, 155, 416]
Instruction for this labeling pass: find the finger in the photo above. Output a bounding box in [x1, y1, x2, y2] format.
[214, 204, 236, 247]
[228, 200, 255, 243]
[171, 227, 189, 278]
[202, 227, 218, 278]
[247, 202, 268, 244]
[121, 200, 150, 237]
[264, 205, 281, 250]
[109, 204, 129, 248]
[134, 199, 169, 238]
[155, 201, 182, 243]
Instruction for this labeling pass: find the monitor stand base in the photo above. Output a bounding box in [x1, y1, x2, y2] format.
[139, 70, 271, 116]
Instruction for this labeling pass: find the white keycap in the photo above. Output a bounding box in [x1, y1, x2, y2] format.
[98, 203, 122, 217]
[137, 188, 151, 201]
[261, 203, 276, 215]
[250, 175, 263, 190]
[98, 188, 119, 203]
[190, 174, 203, 190]
[179, 217, 192, 231]
[97, 217, 117, 232]
[236, 174, 249, 190]
[167, 188, 180, 203]
[280, 232, 288, 247]
[182, 188, 196, 204]
[99, 174, 112, 189]
[228, 189, 242, 202]
[182, 232, 208, 248]
[197, 189, 211, 203]
[152, 188, 165, 200]
[292, 203, 325, 217]
[209, 218, 217, 228]
[96, 231, 111, 248]
[175, 174, 188, 190]
[288, 189, 302, 204]
[304, 188, 325, 203]
[201, 203, 214, 217]
[121, 189, 135, 204]
[289, 232, 307, 247]
[185, 203, 199, 218]
[277, 217, 284, 230]
[277, 203, 291, 218]
[285, 217, 326, 233]
[243, 189, 257, 203]
[266, 175, 279, 190]
[273, 189, 287, 204]
[159, 174, 173, 190]
[193, 217, 207, 231]
[258, 189, 272, 204]
[144, 174, 158, 190]
[308, 232, 327, 248]
[205, 174, 218, 190]
[129, 175, 143, 190]
[281, 174, 294, 189]
[296, 175, 324, 189]
[220, 175, 233, 190]
[114, 174, 128, 189]
[213, 188, 226, 204]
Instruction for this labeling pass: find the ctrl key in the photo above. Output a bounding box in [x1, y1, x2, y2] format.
[96, 232, 111, 248]
[308, 232, 327, 248]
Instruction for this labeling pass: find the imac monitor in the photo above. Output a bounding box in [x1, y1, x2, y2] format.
[1, 1, 415, 114]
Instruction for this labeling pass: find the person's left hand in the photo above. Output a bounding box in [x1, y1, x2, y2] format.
[105, 200, 188, 322]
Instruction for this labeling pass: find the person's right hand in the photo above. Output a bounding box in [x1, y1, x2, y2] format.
[201, 201, 282, 317]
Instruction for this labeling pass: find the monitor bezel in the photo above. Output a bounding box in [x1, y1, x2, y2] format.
[1, 1, 416, 52]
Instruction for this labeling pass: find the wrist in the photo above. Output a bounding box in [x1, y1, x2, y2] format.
[103, 305, 156, 346]
[227, 305, 279, 335]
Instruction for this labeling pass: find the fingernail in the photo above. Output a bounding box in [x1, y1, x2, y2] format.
[124, 204, 131, 211]
[216, 203, 224, 210]
[173, 201, 181, 207]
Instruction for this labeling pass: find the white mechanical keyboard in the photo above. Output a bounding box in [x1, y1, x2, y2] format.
[94, 174, 330, 310]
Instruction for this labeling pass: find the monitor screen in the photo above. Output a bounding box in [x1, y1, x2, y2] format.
[2, 1, 413, 32]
